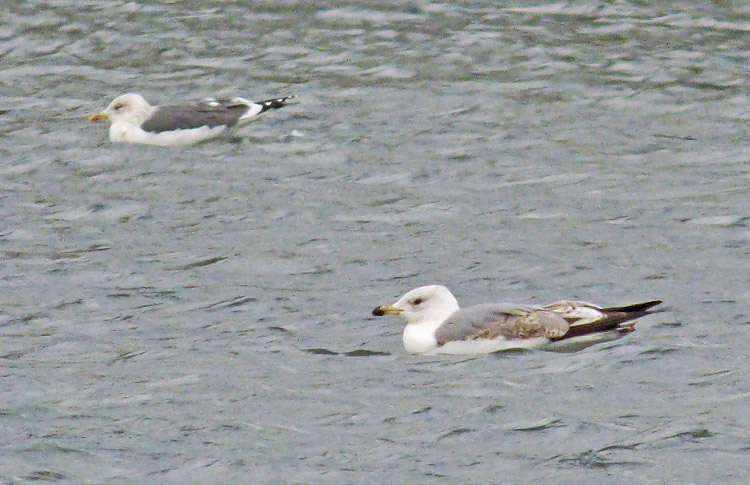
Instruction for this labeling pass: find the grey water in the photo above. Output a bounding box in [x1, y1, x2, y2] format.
[1, 1, 749, 483]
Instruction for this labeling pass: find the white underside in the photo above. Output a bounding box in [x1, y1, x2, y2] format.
[405, 324, 627, 356]
[109, 122, 227, 146]
[431, 336, 550, 355]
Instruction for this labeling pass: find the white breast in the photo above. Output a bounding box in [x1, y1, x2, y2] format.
[402, 324, 440, 354]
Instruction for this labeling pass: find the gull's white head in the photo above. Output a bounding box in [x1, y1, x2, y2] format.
[372, 285, 460, 326]
[89, 93, 153, 126]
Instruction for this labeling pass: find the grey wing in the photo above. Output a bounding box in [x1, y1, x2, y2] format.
[140, 102, 248, 132]
[434, 303, 570, 345]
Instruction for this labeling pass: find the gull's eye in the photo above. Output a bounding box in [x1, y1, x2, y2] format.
[113, 103, 124, 111]
[412, 297, 424, 305]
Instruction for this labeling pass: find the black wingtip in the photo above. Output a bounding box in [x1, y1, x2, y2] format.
[258, 95, 296, 113]
[604, 300, 663, 313]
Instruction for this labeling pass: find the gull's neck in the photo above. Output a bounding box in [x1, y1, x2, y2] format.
[402, 318, 446, 354]
[109, 105, 156, 142]
[395, 285, 461, 355]
[113, 103, 155, 128]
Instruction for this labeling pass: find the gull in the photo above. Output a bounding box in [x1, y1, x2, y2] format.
[372, 285, 662, 355]
[89, 93, 295, 146]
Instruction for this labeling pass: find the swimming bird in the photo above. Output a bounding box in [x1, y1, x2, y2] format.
[89, 93, 296, 146]
[372, 285, 661, 355]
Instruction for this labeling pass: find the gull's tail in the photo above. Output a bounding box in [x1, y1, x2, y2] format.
[555, 300, 663, 341]
[256, 95, 297, 114]
[228, 95, 297, 123]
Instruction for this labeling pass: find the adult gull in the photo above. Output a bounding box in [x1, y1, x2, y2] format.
[89, 93, 296, 146]
[372, 285, 662, 355]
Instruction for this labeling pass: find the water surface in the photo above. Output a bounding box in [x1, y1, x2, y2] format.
[1, 1, 749, 483]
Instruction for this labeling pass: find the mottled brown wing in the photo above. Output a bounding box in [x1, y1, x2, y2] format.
[435, 303, 570, 346]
